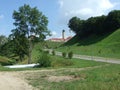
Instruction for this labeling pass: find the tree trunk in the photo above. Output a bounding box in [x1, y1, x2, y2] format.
[20, 55, 22, 62]
[28, 39, 32, 64]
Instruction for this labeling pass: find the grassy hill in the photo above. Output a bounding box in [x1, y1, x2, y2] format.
[16, 28, 120, 64]
[57, 29, 120, 59]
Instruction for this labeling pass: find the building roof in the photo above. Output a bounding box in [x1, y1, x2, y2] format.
[48, 36, 72, 42]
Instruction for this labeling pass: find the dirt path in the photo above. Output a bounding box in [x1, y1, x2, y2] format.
[0, 72, 35, 90]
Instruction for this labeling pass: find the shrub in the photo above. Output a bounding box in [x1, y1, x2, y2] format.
[62, 52, 67, 58]
[37, 52, 51, 67]
[68, 51, 73, 59]
[52, 50, 55, 56]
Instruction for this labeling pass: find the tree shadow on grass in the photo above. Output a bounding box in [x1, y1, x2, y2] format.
[62, 31, 114, 46]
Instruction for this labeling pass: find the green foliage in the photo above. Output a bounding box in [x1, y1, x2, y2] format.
[37, 52, 51, 67]
[68, 16, 84, 33]
[0, 40, 14, 57]
[104, 10, 120, 31]
[62, 52, 67, 58]
[52, 50, 55, 56]
[68, 51, 73, 59]
[12, 34, 29, 61]
[12, 4, 50, 41]
[68, 10, 120, 37]
[11, 4, 50, 63]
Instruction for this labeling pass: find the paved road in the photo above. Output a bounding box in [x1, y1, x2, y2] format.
[47, 49, 120, 64]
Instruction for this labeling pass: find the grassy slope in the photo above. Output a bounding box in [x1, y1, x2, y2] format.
[58, 29, 120, 59]
[45, 41, 64, 49]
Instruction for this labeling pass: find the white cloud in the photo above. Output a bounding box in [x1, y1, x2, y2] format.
[58, 0, 63, 8]
[51, 31, 57, 36]
[58, 0, 117, 24]
[0, 15, 4, 19]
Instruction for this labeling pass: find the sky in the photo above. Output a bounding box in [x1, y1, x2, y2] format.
[0, 0, 120, 38]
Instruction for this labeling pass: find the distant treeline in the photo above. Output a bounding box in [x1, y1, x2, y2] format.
[68, 10, 120, 37]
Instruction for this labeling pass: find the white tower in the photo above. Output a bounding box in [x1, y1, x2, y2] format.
[62, 30, 65, 41]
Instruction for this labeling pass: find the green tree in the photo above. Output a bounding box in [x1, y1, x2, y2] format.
[68, 17, 84, 34]
[0, 39, 14, 57]
[68, 10, 120, 41]
[11, 4, 50, 63]
[0, 35, 9, 56]
[104, 10, 120, 32]
[82, 16, 106, 36]
[10, 29, 29, 61]
[94, 15, 106, 34]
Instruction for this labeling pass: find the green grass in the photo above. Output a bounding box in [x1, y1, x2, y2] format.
[50, 55, 106, 68]
[0, 55, 106, 71]
[57, 29, 120, 59]
[0, 43, 119, 90]
[26, 64, 120, 90]
[60, 64, 120, 90]
[45, 41, 64, 49]
[0, 28, 119, 90]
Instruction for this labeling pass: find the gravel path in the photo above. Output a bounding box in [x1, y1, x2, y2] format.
[48, 49, 120, 64]
[73, 54, 120, 64]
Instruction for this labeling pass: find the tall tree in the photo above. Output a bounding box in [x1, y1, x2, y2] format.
[11, 4, 50, 63]
[104, 10, 120, 32]
[68, 17, 84, 34]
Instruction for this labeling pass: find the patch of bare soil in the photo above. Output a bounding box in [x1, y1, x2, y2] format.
[47, 75, 74, 82]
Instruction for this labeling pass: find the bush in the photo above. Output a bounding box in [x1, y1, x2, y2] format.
[52, 50, 55, 56]
[62, 52, 67, 58]
[68, 51, 73, 59]
[37, 52, 51, 67]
